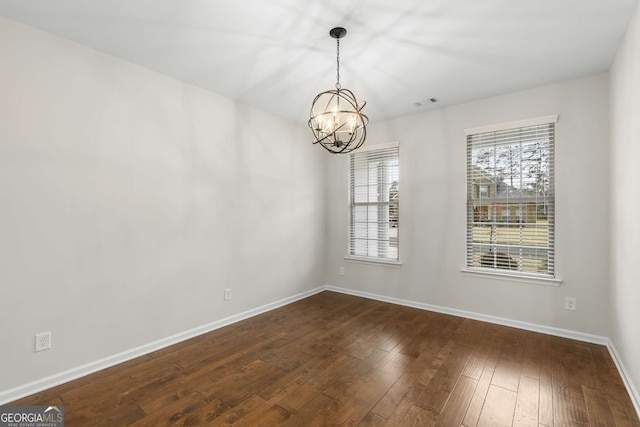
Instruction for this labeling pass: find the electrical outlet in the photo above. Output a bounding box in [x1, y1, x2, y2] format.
[224, 288, 232, 301]
[339, 267, 344, 276]
[565, 297, 577, 311]
[35, 332, 51, 352]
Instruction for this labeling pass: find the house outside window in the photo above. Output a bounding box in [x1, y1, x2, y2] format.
[349, 142, 399, 262]
[465, 116, 557, 278]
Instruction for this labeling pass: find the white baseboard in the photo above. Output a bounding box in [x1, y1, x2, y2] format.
[0, 286, 325, 406]
[326, 285, 639, 419]
[326, 285, 608, 344]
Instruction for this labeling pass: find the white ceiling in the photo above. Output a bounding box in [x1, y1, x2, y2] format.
[0, 0, 637, 124]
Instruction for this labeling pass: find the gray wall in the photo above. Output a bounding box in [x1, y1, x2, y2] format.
[611, 0, 640, 406]
[0, 16, 326, 392]
[326, 74, 611, 337]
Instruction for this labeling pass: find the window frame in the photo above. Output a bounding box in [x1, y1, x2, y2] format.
[462, 115, 561, 285]
[346, 141, 401, 266]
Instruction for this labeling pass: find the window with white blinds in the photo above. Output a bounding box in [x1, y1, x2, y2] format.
[349, 144, 399, 262]
[466, 116, 556, 277]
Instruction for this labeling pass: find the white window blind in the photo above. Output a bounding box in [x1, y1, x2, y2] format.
[349, 145, 399, 261]
[466, 118, 556, 277]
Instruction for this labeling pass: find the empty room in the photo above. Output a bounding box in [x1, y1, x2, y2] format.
[1, 1, 639, 426]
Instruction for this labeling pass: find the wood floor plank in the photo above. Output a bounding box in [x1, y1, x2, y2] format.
[8, 291, 638, 427]
[275, 383, 321, 415]
[215, 359, 289, 407]
[552, 384, 590, 426]
[399, 314, 450, 358]
[135, 382, 195, 415]
[463, 351, 489, 381]
[538, 335, 556, 427]
[492, 360, 523, 392]
[539, 381, 554, 427]
[582, 385, 617, 427]
[490, 329, 526, 395]
[415, 342, 471, 414]
[416, 338, 455, 385]
[435, 375, 478, 426]
[255, 351, 319, 401]
[176, 332, 285, 386]
[514, 375, 539, 427]
[179, 398, 230, 426]
[551, 338, 587, 397]
[282, 393, 341, 426]
[463, 365, 495, 427]
[335, 351, 411, 425]
[307, 353, 361, 391]
[463, 324, 506, 427]
[384, 382, 428, 426]
[230, 403, 292, 427]
[210, 394, 267, 426]
[128, 391, 207, 427]
[371, 349, 440, 419]
[61, 396, 147, 426]
[477, 385, 518, 427]
[521, 333, 542, 381]
[398, 405, 438, 427]
[359, 412, 389, 426]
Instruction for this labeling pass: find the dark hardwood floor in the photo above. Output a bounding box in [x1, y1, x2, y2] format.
[11, 291, 639, 426]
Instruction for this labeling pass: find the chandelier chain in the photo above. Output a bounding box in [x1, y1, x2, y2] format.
[336, 38, 341, 90]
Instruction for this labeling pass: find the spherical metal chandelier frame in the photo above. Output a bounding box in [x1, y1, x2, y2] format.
[308, 27, 368, 154]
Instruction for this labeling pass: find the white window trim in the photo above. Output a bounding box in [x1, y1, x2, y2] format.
[344, 255, 403, 267]
[347, 141, 401, 264]
[353, 140, 399, 153]
[461, 267, 561, 286]
[464, 115, 558, 136]
[464, 115, 559, 282]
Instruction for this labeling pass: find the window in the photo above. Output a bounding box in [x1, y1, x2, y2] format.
[349, 143, 399, 262]
[466, 116, 556, 277]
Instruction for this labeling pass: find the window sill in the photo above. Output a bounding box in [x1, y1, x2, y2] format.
[461, 268, 561, 287]
[344, 256, 403, 268]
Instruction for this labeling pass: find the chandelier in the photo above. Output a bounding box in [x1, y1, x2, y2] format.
[308, 27, 368, 154]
